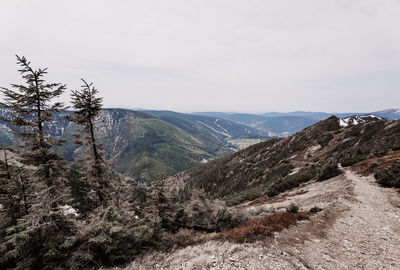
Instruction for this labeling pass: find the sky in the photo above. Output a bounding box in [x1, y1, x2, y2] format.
[1, 0, 399, 113]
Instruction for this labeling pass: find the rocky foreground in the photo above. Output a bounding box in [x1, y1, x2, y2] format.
[114, 166, 400, 270]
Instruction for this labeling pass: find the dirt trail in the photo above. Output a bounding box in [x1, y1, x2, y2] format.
[279, 168, 400, 270]
[117, 168, 400, 270]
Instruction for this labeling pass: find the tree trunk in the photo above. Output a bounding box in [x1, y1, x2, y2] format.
[88, 114, 99, 162]
[3, 147, 11, 181]
[35, 78, 45, 148]
[19, 173, 29, 215]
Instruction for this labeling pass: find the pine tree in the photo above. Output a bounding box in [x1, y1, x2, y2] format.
[0, 145, 20, 226]
[0, 56, 76, 269]
[69, 79, 110, 207]
[0, 55, 69, 212]
[0, 145, 30, 227]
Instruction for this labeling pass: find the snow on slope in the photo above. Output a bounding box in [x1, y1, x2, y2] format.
[339, 115, 382, 127]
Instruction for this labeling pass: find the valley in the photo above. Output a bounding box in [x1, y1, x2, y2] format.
[0, 108, 269, 182]
[2, 3, 399, 269]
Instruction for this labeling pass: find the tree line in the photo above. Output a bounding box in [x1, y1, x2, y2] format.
[0, 55, 111, 218]
[0, 55, 134, 269]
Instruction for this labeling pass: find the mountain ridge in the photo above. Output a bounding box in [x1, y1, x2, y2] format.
[193, 109, 400, 136]
[0, 108, 268, 181]
[163, 115, 400, 205]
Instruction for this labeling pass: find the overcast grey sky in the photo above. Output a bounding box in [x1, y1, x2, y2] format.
[1, 0, 399, 113]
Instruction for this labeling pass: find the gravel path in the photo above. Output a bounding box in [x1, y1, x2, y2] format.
[288, 168, 400, 270]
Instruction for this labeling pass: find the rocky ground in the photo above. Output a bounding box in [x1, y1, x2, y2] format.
[114, 167, 400, 270]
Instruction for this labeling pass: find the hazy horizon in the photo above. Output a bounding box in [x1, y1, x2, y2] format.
[116, 107, 400, 115]
[1, 0, 399, 113]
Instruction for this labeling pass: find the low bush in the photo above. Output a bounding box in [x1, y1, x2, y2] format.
[309, 206, 323, 213]
[267, 167, 317, 197]
[220, 165, 294, 206]
[374, 160, 400, 188]
[392, 146, 400, 151]
[368, 162, 379, 170]
[65, 206, 164, 268]
[222, 186, 265, 207]
[1, 212, 76, 270]
[183, 191, 244, 232]
[339, 152, 370, 167]
[317, 133, 334, 148]
[286, 203, 299, 213]
[317, 164, 341, 181]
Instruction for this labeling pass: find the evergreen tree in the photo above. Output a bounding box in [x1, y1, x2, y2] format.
[0, 145, 21, 226]
[0, 56, 75, 269]
[0, 145, 32, 236]
[0, 55, 69, 212]
[69, 79, 110, 207]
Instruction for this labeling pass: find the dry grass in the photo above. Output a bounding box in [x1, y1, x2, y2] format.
[214, 211, 310, 243]
[163, 210, 316, 248]
[163, 229, 213, 248]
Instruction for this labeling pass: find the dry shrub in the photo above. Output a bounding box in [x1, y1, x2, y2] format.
[215, 211, 309, 243]
[351, 151, 400, 176]
[309, 206, 323, 213]
[163, 229, 209, 248]
[286, 203, 299, 213]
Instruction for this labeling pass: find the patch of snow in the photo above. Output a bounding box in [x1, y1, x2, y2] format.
[304, 145, 321, 158]
[366, 115, 381, 119]
[339, 119, 349, 127]
[289, 167, 301, 175]
[60, 205, 79, 217]
[308, 145, 321, 153]
[201, 159, 208, 164]
[339, 115, 382, 128]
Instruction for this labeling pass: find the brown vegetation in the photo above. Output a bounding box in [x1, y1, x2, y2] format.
[351, 151, 400, 176]
[214, 211, 310, 243]
[163, 207, 322, 249]
[163, 229, 211, 248]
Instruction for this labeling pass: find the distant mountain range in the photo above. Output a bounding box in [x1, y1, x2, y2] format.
[0, 108, 269, 182]
[194, 109, 400, 136]
[2, 107, 399, 181]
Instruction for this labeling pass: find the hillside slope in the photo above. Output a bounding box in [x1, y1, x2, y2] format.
[96, 109, 235, 181]
[61, 109, 238, 181]
[195, 109, 400, 137]
[141, 110, 268, 142]
[0, 108, 246, 181]
[164, 115, 400, 205]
